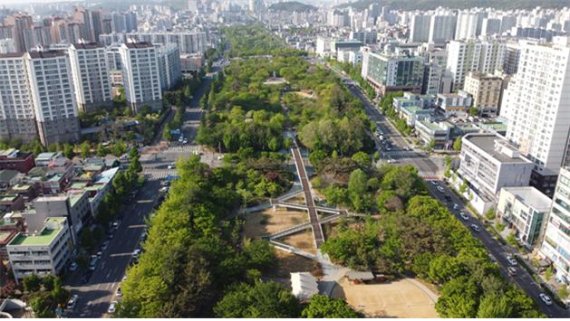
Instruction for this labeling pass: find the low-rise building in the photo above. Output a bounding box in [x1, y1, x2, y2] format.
[393, 92, 436, 111]
[415, 120, 454, 149]
[7, 217, 73, 281]
[436, 91, 473, 116]
[398, 105, 433, 126]
[0, 149, 35, 174]
[497, 186, 552, 249]
[455, 133, 534, 214]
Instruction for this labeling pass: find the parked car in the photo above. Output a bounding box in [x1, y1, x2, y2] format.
[96, 251, 103, 259]
[460, 212, 469, 220]
[453, 203, 459, 210]
[88, 255, 98, 271]
[69, 262, 78, 272]
[101, 240, 110, 251]
[507, 256, 518, 266]
[107, 301, 118, 314]
[539, 293, 553, 306]
[437, 186, 445, 193]
[66, 294, 79, 310]
[132, 248, 141, 258]
[470, 224, 481, 232]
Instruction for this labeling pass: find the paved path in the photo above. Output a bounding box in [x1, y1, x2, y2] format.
[291, 144, 324, 247]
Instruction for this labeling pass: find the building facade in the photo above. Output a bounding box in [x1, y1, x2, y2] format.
[364, 51, 424, 96]
[463, 72, 503, 116]
[156, 44, 182, 90]
[119, 42, 162, 112]
[500, 37, 570, 197]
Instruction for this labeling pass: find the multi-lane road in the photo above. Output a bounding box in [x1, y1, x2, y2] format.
[64, 69, 218, 318]
[427, 179, 569, 318]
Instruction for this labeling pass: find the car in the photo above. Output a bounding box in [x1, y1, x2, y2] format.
[101, 240, 110, 251]
[132, 248, 141, 258]
[387, 159, 396, 164]
[508, 267, 517, 276]
[66, 294, 79, 310]
[437, 186, 445, 193]
[507, 256, 518, 266]
[470, 224, 481, 232]
[116, 287, 122, 298]
[112, 220, 119, 229]
[69, 261, 78, 272]
[107, 301, 118, 314]
[96, 251, 103, 259]
[217, 155, 224, 160]
[539, 293, 553, 306]
[430, 181, 438, 186]
[107, 232, 114, 240]
[453, 203, 459, 210]
[460, 212, 469, 220]
[88, 255, 98, 271]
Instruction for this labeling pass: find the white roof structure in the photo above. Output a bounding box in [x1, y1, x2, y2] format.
[290, 272, 319, 301]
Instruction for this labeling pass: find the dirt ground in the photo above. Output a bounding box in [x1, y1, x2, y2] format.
[294, 91, 316, 99]
[269, 251, 317, 278]
[332, 278, 439, 318]
[243, 208, 309, 237]
[281, 229, 317, 254]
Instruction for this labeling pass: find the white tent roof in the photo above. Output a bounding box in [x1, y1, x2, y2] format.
[290, 272, 319, 301]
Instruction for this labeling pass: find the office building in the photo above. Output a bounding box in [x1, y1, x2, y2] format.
[68, 43, 112, 113]
[363, 51, 424, 96]
[25, 50, 80, 146]
[500, 37, 570, 197]
[463, 72, 503, 117]
[7, 217, 73, 281]
[497, 186, 551, 249]
[119, 42, 162, 112]
[0, 53, 37, 143]
[436, 91, 473, 116]
[540, 167, 570, 283]
[446, 39, 505, 91]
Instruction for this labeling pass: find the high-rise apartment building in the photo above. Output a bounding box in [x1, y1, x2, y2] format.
[4, 14, 34, 52]
[119, 42, 162, 112]
[540, 167, 570, 282]
[68, 42, 112, 113]
[428, 14, 457, 44]
[26, 50, 80, 146]
[500, 37, 570, 197]
[156, 44, 182, 90]
[128, 32, 208, 54]
[0, 53, 37, 142]
[446, 39, 506, 91]
[409, 14, 431, 43]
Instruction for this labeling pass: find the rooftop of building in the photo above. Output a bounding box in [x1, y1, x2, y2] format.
[71, 42, 104, 50]
[0, 231, 16, 244]
[0, 170, 19, 182]
[8, 217, 66, 246]
[123, 41, 154, 49]
[466, 71, 503, 81]
[35, 152, 59, 162]
[0, 149, 17, 157]
[501, 186, 552, 212]
[68, 193, 84, 207]
[464, 133, 531, 164]
[27, 50, 66, 59]
[417, 120, 453, 132]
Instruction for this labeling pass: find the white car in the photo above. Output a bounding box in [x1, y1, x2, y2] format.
[107, 301, 118, 314]
[69, 262, 78, 272]
[116, 287, 122, 298]
[430, 181, 438, 186]
[470, 224, 481, 232]
[437, 186, 445, 193]
[460, 212, 469, 220]
[66, 294, 79, 310]
[453, 203, 459, 210]
[539, 293, 553, 306]
[507, 256, 518, 266]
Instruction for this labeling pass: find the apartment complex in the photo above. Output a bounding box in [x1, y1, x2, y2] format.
[7, 217, 73, 281]
[446, 39, 505, 91]
[500, 37, 570, 197]
[463, 72, 503, 117]
[68, 42, 112, 113]
[497, 186, 552, 248]
[119, 42, 162, 112]
[541, 167, 570, 283]
[156, 44, 182, 90]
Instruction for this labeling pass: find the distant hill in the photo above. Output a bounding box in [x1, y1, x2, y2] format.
[335, 0, 569, 10]
[269, 1, 317, 12]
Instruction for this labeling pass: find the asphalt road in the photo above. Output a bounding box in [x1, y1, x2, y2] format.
[426, 179, 569, 318]
[64, 69, 220, 318]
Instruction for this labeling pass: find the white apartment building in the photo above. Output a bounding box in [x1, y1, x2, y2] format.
[119, 42, 162, 112]
[540, 167, 570, 283]
[456, 133, 533, 214]
[500, 37, 570, 197]
[25, 50, 80, 146]
[446, 39, 505, 91]
[428, 14, 457, 44]
[156, 44, 182, 90]
[409, 14, 431, 43]
[463, 72, 503, 117]
[0, 53, 37, 143]
[497, 186, 552, 249]
[68, 42, 112, 113]
[128, 31, 208, 54]
[7, 217, 73, 281]
[455, 11, 486, 40]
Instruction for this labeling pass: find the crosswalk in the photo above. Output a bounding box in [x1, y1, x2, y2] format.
[144, 169, 178, 181]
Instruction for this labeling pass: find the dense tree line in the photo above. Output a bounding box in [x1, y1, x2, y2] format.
[223, 25, 305, 58]
[320, 166, 543, 318]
